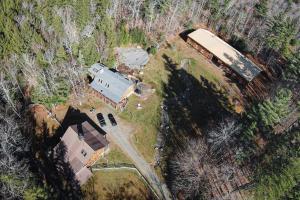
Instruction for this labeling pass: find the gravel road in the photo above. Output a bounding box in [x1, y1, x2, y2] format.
[90, 110, 172, 200]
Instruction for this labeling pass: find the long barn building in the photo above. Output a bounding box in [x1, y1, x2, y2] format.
[187, 29, 262, 82]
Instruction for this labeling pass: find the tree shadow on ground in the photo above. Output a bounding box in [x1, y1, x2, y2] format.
[29, 122, 83, 199]
[179, 29, 196, 41]
[162, 53, 232, 137]
[28, 106, 106, 199]
[49, 106, 106, 147]
[82, 175, 100, 200]
[160, 54, 235, 198]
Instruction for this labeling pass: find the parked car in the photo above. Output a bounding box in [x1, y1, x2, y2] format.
[96, 113, 106, 127]
[108, 113, 117, 126]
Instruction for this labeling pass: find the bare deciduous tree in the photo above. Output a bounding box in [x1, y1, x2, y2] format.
[207, 119, 241, 156]
[0, 73, 20, 117]
[56, 6, 79, 44]
[0, 113, 32, 200]
[168, 138, 212, 199]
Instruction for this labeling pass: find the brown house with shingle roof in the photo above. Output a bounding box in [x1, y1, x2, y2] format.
[56, 121, 109, 185]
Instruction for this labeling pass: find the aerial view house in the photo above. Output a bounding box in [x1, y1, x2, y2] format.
[187, 29, 262, 82]
[89, 63, 135, 109]
[56, 121, 109, 185]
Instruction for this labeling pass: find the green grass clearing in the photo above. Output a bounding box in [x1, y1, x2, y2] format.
[97, 145, 133, 165]
[119, 37, 238, 163]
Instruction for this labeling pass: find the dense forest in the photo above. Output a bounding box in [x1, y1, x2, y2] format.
[0, 0, 299, 199]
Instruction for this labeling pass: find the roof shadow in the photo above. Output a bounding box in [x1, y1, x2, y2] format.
[52, 106, 106, 146]
[179, 29, 195, 41]
[28, 121, 83, 199]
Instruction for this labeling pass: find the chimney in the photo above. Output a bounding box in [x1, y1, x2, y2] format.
[77, 123, 84, 140]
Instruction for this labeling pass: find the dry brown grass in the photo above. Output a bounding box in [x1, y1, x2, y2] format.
[82, 170, 154, 200]
[30, 104, 60, 136]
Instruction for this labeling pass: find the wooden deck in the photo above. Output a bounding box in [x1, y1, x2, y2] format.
[274, 107, 299, 134]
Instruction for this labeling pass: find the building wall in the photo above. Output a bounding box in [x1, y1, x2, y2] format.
[91, 87, 133, 110]
[122, 84, 135, 99]
[86, 145, 109, 167]
[187, 37, 213, 60]
[92, 89, 118, 109]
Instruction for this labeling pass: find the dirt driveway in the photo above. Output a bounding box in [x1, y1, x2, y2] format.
[86, 106, 171, 200]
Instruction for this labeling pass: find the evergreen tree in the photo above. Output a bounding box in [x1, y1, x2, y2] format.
[24, 186, 48, 200]
[266, 13, 297, 57]
[249, 88, 292, 128]
[254, 130, 300, 200]
[283, 183, 300, 200]
[118, 21, 131, 45]
[0, 0, 25, 59]
[255, 0, 269, 18]
[284, 52, 300, 83]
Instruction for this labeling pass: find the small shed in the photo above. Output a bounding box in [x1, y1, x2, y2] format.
[135, 82, 155, 100]
[116, 48, 149, 70]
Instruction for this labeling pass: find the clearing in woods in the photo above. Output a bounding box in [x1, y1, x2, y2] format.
[82, 170, 154, 200]
[33, 35, 245, 199]
[120, 36, 243, 164]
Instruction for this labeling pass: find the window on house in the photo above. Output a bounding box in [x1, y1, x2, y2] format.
[81, 149, 87, 157]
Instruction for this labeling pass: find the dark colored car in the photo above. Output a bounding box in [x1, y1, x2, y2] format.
[108, 113, 117, 126]
[96, 113, 106, 127]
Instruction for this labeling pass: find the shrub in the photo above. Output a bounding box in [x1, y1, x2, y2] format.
[148, 46, 157, 55]
[129, 28, 148, 47]
[31, 80, 70, 108]
[118, 21, 131, 45]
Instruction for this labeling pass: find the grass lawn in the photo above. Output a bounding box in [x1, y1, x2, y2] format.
[119, 37, 241, 163]
[97, 144, 133, 165]
[119, 94, 161, 162]
[82, 170, 154, 200]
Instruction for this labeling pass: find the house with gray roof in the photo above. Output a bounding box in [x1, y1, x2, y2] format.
[116, 47, 149, 70]
[89, 63, 135, 109]
[55, 121, 109, 185]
